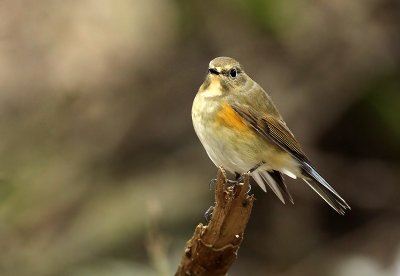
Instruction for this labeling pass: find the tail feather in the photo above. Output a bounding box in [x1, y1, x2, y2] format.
[252, 170, 293, 204]
[252, 172, 267, 192]
[266, 170, 294, 204]
[260, 171, 285, 203]
[301, 162, 350, 214]
[250, 162, 350, 214]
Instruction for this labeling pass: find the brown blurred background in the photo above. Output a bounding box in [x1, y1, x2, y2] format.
[0, 1, 399, 275]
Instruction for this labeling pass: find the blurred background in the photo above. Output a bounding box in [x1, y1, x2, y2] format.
[0, 0, 399, 275]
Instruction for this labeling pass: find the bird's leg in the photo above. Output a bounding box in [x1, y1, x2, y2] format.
[225, 172, 241, 185]
[240, 162, 265, 192]
[235, 172, 244, 183]
[233, 173, 252, 193]
[205, 164, 260, 221]
[234, 162, 266, 184]
[244, 162, 264, 192]
[206, 166, 259, 222]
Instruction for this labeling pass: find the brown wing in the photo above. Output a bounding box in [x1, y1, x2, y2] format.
[231, 104, 309, 163]
[231, 103, 350, 214]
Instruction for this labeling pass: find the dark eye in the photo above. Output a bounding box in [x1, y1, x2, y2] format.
[229, 68, 237, 78]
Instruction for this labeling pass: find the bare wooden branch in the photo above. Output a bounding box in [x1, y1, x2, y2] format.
[175, 168, 255, 276]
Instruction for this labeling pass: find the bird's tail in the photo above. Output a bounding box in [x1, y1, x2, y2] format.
[252, 170, 294, 204]
[301, 162, 350, 215]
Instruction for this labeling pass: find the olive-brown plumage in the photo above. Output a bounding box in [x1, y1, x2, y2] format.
[192, 57, 350, 214]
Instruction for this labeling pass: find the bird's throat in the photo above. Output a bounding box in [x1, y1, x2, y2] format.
[201, 76, 224, 98]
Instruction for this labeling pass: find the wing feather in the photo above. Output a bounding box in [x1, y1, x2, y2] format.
[231, 104, 308, 162]
[231, 104, 350, 213]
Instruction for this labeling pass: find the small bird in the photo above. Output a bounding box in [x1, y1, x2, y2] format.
[192, 57, 350, 214]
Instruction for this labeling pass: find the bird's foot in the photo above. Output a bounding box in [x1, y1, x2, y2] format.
[225, 173, 252, 193]
[208, 168, 252, 197]
[235, 175, 244, 183]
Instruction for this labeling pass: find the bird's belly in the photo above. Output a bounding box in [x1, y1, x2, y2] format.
[192, 97, 299, 175]
[197, 123, 262, 173]
[192, 102, 264, 173]
[192, 107, 298, 175]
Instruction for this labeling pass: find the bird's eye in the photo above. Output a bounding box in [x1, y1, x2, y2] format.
[229, 68, 237, 78]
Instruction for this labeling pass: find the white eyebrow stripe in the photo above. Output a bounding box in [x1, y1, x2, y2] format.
[208, 62, 223, 73]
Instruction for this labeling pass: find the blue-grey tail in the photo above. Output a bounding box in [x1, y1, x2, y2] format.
[301, 162, 350, 215]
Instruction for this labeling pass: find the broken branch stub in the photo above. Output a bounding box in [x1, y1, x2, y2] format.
[175, 168, 255, 276]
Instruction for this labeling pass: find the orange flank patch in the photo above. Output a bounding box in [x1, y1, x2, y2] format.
[217, 103, 251, 133]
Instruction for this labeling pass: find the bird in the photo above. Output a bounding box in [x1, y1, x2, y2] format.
[192, 56, 350, 214]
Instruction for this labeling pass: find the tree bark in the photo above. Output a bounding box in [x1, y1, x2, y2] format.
[175, 168, 255, 276]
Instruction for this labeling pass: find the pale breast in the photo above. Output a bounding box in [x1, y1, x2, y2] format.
[192, 92, 262, 173]
[192, 88, 300, 176]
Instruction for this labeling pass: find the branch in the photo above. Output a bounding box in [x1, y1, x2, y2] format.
[175, 168, 255, 276]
